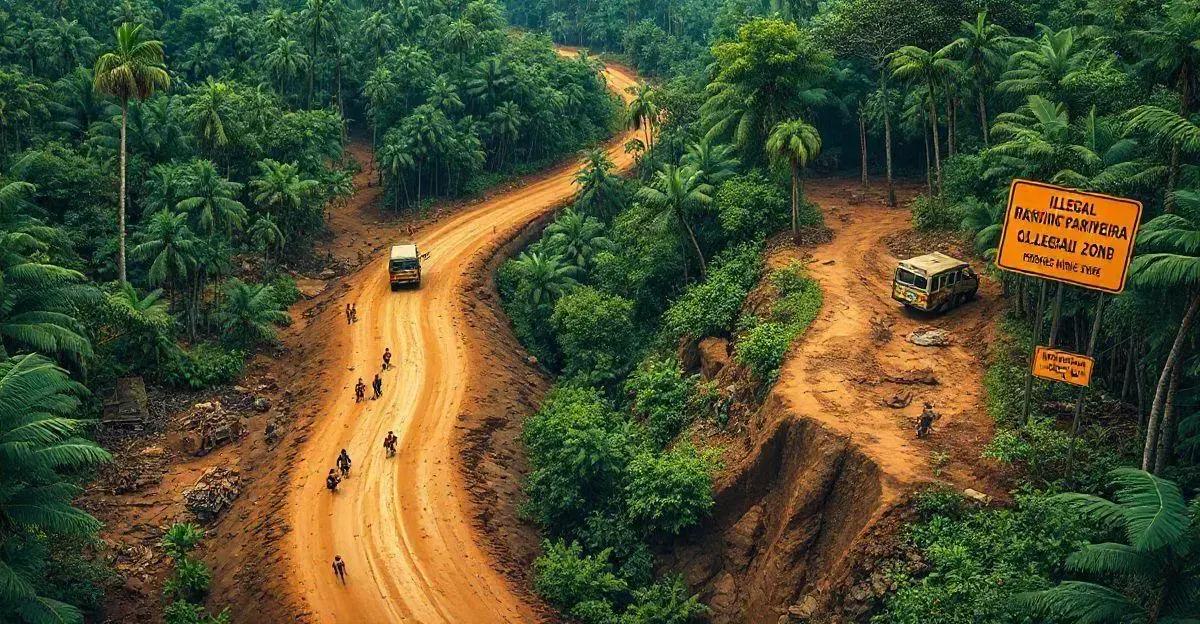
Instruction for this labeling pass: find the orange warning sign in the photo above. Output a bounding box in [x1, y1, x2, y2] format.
[996, 180, 1142, 293]
[1032, 346, 1094, 387]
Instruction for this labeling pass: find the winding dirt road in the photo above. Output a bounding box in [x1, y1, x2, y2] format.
[284, 58, 638, 623]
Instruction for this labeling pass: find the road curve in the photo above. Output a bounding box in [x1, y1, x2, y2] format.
[284, 57, 639, 623]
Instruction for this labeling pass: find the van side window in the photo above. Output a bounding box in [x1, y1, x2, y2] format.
[948, 271, 958, 285]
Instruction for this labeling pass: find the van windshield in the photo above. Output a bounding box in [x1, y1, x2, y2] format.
[895, 268, 928, 291]
[390, 259, 418, 271]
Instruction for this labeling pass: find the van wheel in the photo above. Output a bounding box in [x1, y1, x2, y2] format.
[390, 283, 398, 292]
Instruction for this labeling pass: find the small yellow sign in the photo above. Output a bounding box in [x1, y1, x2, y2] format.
[1032, 346, 1094, 387]
[996, 180, 1142, 293]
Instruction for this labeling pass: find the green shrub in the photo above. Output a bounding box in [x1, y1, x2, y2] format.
[163, 556, 212, 603]
[662, 242, 762, 341]
[625, 356, 696, 448]
[624, 443, 717, 536]
[162, 523, 204, 558]
[712, 171, 791, 243]
[910, 194, 964, 231]
[733, 262, 822, 382]
[551, 287, 639, 387]
[164, 600, 230, 624]
[267, 274, 302, 308]
[533, 540, 629, 614]
[941, 154, 991, 206]
[581, 512, 655, 587]
[162, 343, 246, 390]
[622, 575, 709, 624]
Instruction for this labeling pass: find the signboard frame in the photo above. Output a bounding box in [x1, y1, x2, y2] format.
[1032, 345, 1095, 388]
[995, 179, 1143, 294]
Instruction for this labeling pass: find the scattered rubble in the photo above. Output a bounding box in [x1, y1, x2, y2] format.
[907, 327, 951, 347]
[180, 401, 245, 456]
[182, 467, 241, 522]
[103, 377, 149, 428]
[881, 391, 913, 409]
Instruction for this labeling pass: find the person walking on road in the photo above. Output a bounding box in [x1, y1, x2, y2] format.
[337, 449, 352, 478]
[383, 431, 398, 457]
[382, 347, 392, 370]
[372, 374, 383, 400]
[332, 555, 347, 585]
[916, 402, 938, 438]
[350, 303, 358, 323]
[354, 378, 366, 403]
[345, 304, 352, 324]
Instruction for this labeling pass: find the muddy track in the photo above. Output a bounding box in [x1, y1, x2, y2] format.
[275, 59, 639, 623]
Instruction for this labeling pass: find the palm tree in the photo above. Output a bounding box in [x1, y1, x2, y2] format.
[249, 159, 320, 235]
[378, 133, 416, 210]
[510, 251, 581, 311]
[218, 279, 290, 348]
[1132, 0, 1200, 116]
[300, 0, 336, 107]
[248, 214, 285, 263]
[544, 209, 613, 270]
[263, 37, 309, 103]
[185, 78, 233, 160]
[681, 140, 740, 188]
[766, 119, 822, 243]
[938, 11, 1012, 145]
[959, 198, 1005, 256]
[263, 8, 292, 39]
[426, 75, 464, 115]
[1124, 105, 1200, 210]
[131, 209, 199, 293]
[443, 20, 478, 62]
[573, 149, 623, 219]
[92, 21, 170, 283]
[996, 27, 1088, 103]
[466, 58, 512, 111]
[362, 67, 397, 148]
[176, 160, 247, 238]
[985, 95, 1100, 186]
[358, 11, 395, 63]
[1020, 469, 1198, 622]
[488, 101, 524, 170]
[46, 18, 96, 77]
[889, 45, 952, 192]
[0, 354, 111, 624]
[637, 164, 713, 276]
[626, 83, 658, 150]
[1129, 191, 1200, 473]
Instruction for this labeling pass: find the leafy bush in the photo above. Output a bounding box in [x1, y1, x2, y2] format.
[551, 287, 639, 387]
[267, 274, 302, 308]
[910, 194, 964, 232]
[662, 243, 762, 341]
[874, 493, 1098, 624]
[580, 512, 655, 587]
[624, 443, 717, 536]
[522, 387, 637, 532]
[625, 356, 696, 447]
[163, 556, 212, 603]
[622, 576, 709, 624]
[940, 154, 991, 206]
[162, 523, 204, 558]
[164, 600, 231, 624]
[712, 171, 791, 243]
[533, 540, 629, 615]
[217, 278, 291, 349]
[163, 343, 246, 390]
[733, 262, 822, 381]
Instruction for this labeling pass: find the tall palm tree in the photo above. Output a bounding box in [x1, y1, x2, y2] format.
[185, 78, 233, 160]
[1124, 105, 1200, 210]
[466, 58, 512, 111]
[378, 133, 415, 210]
[426, 75, 464, 115]
[218, 279, 290, 348]
[0, 354, 111, 624]
[889, 45, 952, 192]
[938, 11, 1012, 145]
[544, 209, 613, 270]
[362, 67, 397, 149]
[996, 27, 1089, 103]
[248, 214, 285, 263]
[1020, 469, 1198, 622]
[626, 83, 658, 150]
[510, 251, 581, 311]
[681, 140, 740, 188]
[985, 95, 1100, 186]
[488, 101, 524, 169]
[300, 0, 336, 107]
[92, 21, 170, 283]
[573, 149, 623, 219]
[766, 119, 822, 243]
[1129, 190, 1200, 473]
[176, 160, 247, 238]
[131, 209, 199, 293]
[263, 37, 309, 103]
[637, 164, 713, 276]
[1132, 0, 1200, 116]
[249, 159, 320, 234]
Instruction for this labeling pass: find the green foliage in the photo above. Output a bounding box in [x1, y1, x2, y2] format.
[622, 576, 709, 624]
[662, 243, 762, 341]
[534, 540, 629, 615]
[164, 601, 231, 624]
[734, 262, 822, 381]
[625, 356, 696, 448]
[162, 343, 246, 390]
[161, 523, 204, 559]
[910, 194, 964, 232]
[711, 171, 792, 243]
[624, 443, 718, 537]
[163, 556, 212, 603]
[216, 278, 291, 349]
[551, 288, 639, 387]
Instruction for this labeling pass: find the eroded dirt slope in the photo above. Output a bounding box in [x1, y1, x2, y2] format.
[674, 179, 1008, 623]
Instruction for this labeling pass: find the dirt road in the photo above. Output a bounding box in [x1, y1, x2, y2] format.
[283, 59, 639, 623]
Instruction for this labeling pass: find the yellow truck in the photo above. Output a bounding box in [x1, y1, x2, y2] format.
[389, 244, 424, 289]
[892, 252, 978, 313]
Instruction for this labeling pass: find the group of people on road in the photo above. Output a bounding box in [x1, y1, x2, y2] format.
[345, 303, 358, 324]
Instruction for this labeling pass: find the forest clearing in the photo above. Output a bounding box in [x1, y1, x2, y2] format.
[2, 0, 1198, 623]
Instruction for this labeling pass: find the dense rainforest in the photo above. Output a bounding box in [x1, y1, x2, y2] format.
[1, 0, 1198, 621]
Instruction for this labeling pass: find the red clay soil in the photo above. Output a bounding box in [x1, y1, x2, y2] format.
[84, 56, 640, 624]
[670, 178, 1010, 623]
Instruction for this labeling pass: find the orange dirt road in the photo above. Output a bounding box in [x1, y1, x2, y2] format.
[284, 58, 638, 623]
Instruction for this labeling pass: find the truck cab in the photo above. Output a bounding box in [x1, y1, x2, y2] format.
[389, 244, 422, 289]
[892, 252, 978, 313]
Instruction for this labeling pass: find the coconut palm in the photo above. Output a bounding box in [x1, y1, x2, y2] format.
[985, 95, 1100, 186]
[426, 75, 464, 115]
[466, 58, 513, 110]
[217, 279, 290, 348]
[1019, 469, 1198, 622]
[889, 44, 953, 191]
[131, 209, 200, 292]
[1129, 190, 1200, 473]
[0, 353, 111, 624]
[682, 140, 740, 188]
[443, 20, 478, 61]
[185, 78, 233, 159]
[263, 37, 309, 103]
[378, 132, 416, 210]
[362, 67, 398, 148]
[488, 101, 524, 169]
[996, 27, 1091, 103]
[300, 0, 337, 106]
[1124, 105, 1200, 209]
[358, 11, 395, 63]
[510, 251, 582, 311]
[544, 209, 613, 270]
[248, 214, 285, 263]
[573, 148, 624, 219]
[92, 21, 170, 283]
[249, 159, 320, 230]
[626, 82, 658, 150]
[766, 119, 822, 243]
[938, 11, 1013, 145]
[1132, 0, 1200, 115]
[176, 160, 247, 238]
[637, 164, 713, 276]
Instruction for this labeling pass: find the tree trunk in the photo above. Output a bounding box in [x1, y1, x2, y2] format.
[791, 162, 800, 241]
[923, 124, 932, 195]
[1143, 291, 1200, 471]
[1048, 282, 1064, 347]
[978, 92, 989, 146]
[946, 94, 956, 157]
[118, 100, 128, 283]
[1154, 363, 1182, 474]
[858, 108, 868, 188]
[926, 79, 942, 193]
[1121, 334, 1135, 401]
[678, 209, 707, 277]
[881, 71, 896, 206]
